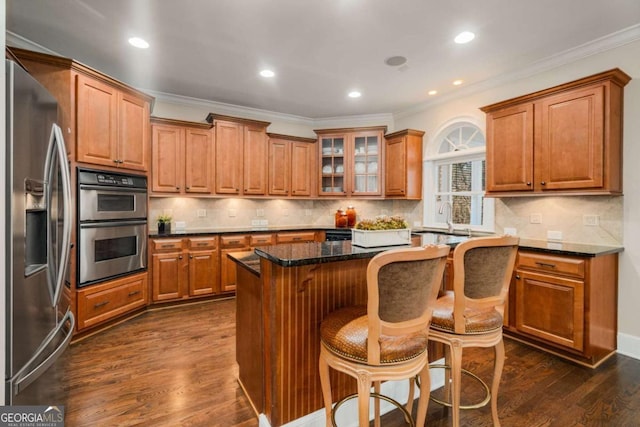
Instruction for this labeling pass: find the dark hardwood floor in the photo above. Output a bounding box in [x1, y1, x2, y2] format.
[41, 299, 640, 426]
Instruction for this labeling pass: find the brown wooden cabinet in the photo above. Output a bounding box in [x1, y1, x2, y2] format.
[76, 272, 148, 330]
[219, 234, 251, 293]
[267, 133, 317, 197]
[151, 237, 219, 302]
[12, 49, 153, 173]
[276, 231, 320, 244]
[508, 250, 618, 366]
[384, 129, 424, 199]
[206, 114, 271, 196]
[482, 69, 630, 196]
[151, 117, 214, 194]
[316, 126, 386, 197]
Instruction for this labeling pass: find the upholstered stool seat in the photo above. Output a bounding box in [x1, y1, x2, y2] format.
[318, 245, 450, 427]
[430, 292, 504, 334]
[321, 306, 430, 364]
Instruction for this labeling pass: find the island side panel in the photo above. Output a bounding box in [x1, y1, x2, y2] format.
[263, 258, 369, 426]
[235, 265, 264, 415]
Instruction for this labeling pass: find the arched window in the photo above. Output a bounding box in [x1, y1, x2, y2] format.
[423, 120, 494, 232]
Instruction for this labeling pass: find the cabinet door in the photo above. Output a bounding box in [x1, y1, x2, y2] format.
[188, 249, 219, 296]
[118, 92, 150, 171]
[152, 251, 185, 301]
[151, 124, 183, 193]
[215, 121, 243, 194]
[319, 134, 347, 195]
[291, 142, 315, 196]
[536, 84, 604, 190]
[351, 130, 382, 196]
[385, 135, 406, 196]
[244, 125, 268, 195]
[76, 74, 118, 167]
[485, 103, 534, 192]
[268, 138, 290, 196]
[185, 128, 214, 193]
[515, 270, 584, 351]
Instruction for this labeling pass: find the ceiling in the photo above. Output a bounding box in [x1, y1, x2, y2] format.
[7, 0, 640, 119]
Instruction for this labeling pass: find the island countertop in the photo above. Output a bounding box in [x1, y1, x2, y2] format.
[251, 234, 623, 268]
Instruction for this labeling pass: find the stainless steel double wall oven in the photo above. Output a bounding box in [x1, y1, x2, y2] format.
[77, 168, 148, 287]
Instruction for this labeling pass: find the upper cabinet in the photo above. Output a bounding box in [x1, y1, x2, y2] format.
[316, 126, 386, 197]
[11, 48, 154, 173]
[267, 133, 317, 197]
[481, 69, 631, 196]
[384, 129, 424, 200]
[151, 117, 214, 194]
[206, 114, 271, 196]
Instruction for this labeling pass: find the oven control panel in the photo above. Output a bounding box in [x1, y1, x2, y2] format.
[78, 168, 148, 190]
[96, 174, 134, 186]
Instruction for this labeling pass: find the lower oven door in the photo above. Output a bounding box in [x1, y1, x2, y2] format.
[79, 220, 147, 287]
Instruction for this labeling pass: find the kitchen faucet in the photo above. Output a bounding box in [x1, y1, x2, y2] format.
[439, 200, 455, 233]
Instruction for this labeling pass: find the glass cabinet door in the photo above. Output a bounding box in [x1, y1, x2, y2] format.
[352, 132, 381, 195]
[320, 135, 346, 195]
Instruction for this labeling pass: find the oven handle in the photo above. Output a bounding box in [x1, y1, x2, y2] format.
[80, 219, 148, 229]
[79, 184, 148, 193]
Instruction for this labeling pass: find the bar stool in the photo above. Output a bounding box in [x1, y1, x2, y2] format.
[318, 244, 450, 427]
[428, 235, 519, 427]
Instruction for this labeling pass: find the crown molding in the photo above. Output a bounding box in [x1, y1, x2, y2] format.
[394, 23, 640, 120]
[6, 31, 59, 55]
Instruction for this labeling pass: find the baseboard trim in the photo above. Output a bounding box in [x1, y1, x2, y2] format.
[617, 332, 640, 360]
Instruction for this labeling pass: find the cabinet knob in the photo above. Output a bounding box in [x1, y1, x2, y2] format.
[186, 186, 190, 190]
[526, 182, 532, 186]
[515, 274, 520, 279]
[189, 255, 193, 259]
[540, 181, 546, 185]
[179, 255, 183, 260]
[113, 159, 119, 164]
[176, 186, 180, 190]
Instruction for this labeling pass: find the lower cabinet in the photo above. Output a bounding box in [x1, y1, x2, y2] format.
[220, 235, 251, 293]
[151, 237, 219, 302]
[508, 250, 618, 366]
[76, 271, 148, 330]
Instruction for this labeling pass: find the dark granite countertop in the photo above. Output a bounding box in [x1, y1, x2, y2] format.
[149, 225, 333, 238]
[227, 251, 261, 276]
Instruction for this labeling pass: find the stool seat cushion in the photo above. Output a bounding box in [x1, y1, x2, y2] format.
[320, 306, 429, 364]
[430, 292, 503, 335]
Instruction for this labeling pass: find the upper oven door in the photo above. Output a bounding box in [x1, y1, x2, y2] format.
[79, 185, 147, 221]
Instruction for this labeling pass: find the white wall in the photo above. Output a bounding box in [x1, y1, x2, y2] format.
[394, 38, 640, 358]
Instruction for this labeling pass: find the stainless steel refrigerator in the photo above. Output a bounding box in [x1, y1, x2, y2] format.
[4, 59, 74, 405]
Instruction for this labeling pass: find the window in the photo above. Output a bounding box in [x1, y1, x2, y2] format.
[424, 121, 494, 232]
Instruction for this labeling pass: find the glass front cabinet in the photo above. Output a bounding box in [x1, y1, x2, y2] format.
[317, 127, 385, 197]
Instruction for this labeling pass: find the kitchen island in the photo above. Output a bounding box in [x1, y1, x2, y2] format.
[230, 236, 466, 426]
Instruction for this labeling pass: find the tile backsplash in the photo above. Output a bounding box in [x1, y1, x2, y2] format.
[150, 198, 422, 230]
[495, 196, 622, 245]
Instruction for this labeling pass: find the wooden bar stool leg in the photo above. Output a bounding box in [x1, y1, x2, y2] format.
[491, 339, 505, 427]
[415, 364, 431, 427]
[406, 376, 416, 416]
[318, 353, 333, 427]
[373, 381, 381, 427]
[450, 342, 463, 427]
[357, 374, 372, 427]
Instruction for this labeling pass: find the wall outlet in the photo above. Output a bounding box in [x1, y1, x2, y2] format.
[197, 209, 206, 217]
[251, 219, 261, 226]
[547, 230, 563, 241]
[583, 214, 600, 226]
[530, 213, 542, 224]
[228, 209, 237, 217]
[504, 227, 517, 236]
[256, 209, 265, 217]
[259, 219, 269, 226]
[175, 221, 186, 230]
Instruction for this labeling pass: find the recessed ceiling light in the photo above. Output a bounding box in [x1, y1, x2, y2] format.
[428, 90, 438, 96]
[260, 69, 275, 78]
[453, 80, 463, 86]
[128, 37, 149, 49]
[385, 56, 408, 67]
[348, 91, 361, 98]
[454, 31, 475, 44]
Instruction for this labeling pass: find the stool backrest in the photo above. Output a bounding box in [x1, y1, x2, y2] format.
[366, 244, 450, 364]
[452, 235, 519, 334]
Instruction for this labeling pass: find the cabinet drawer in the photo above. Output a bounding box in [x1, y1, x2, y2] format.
[152, 239, 184, 251]
[277, 231, 317, 243]
[220, 234, 250, 248]
[517, 252, 585, 279]
[188, 236, 218, 249]
[77, 272, 148, 330]
[250, 234, 275, 246]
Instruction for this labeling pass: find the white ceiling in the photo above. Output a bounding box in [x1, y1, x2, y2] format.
[7, 0, 640, 119]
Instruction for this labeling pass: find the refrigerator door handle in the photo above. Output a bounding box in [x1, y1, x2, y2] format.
[12, 309, 75, 396]
[44, 123, 72, 307]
